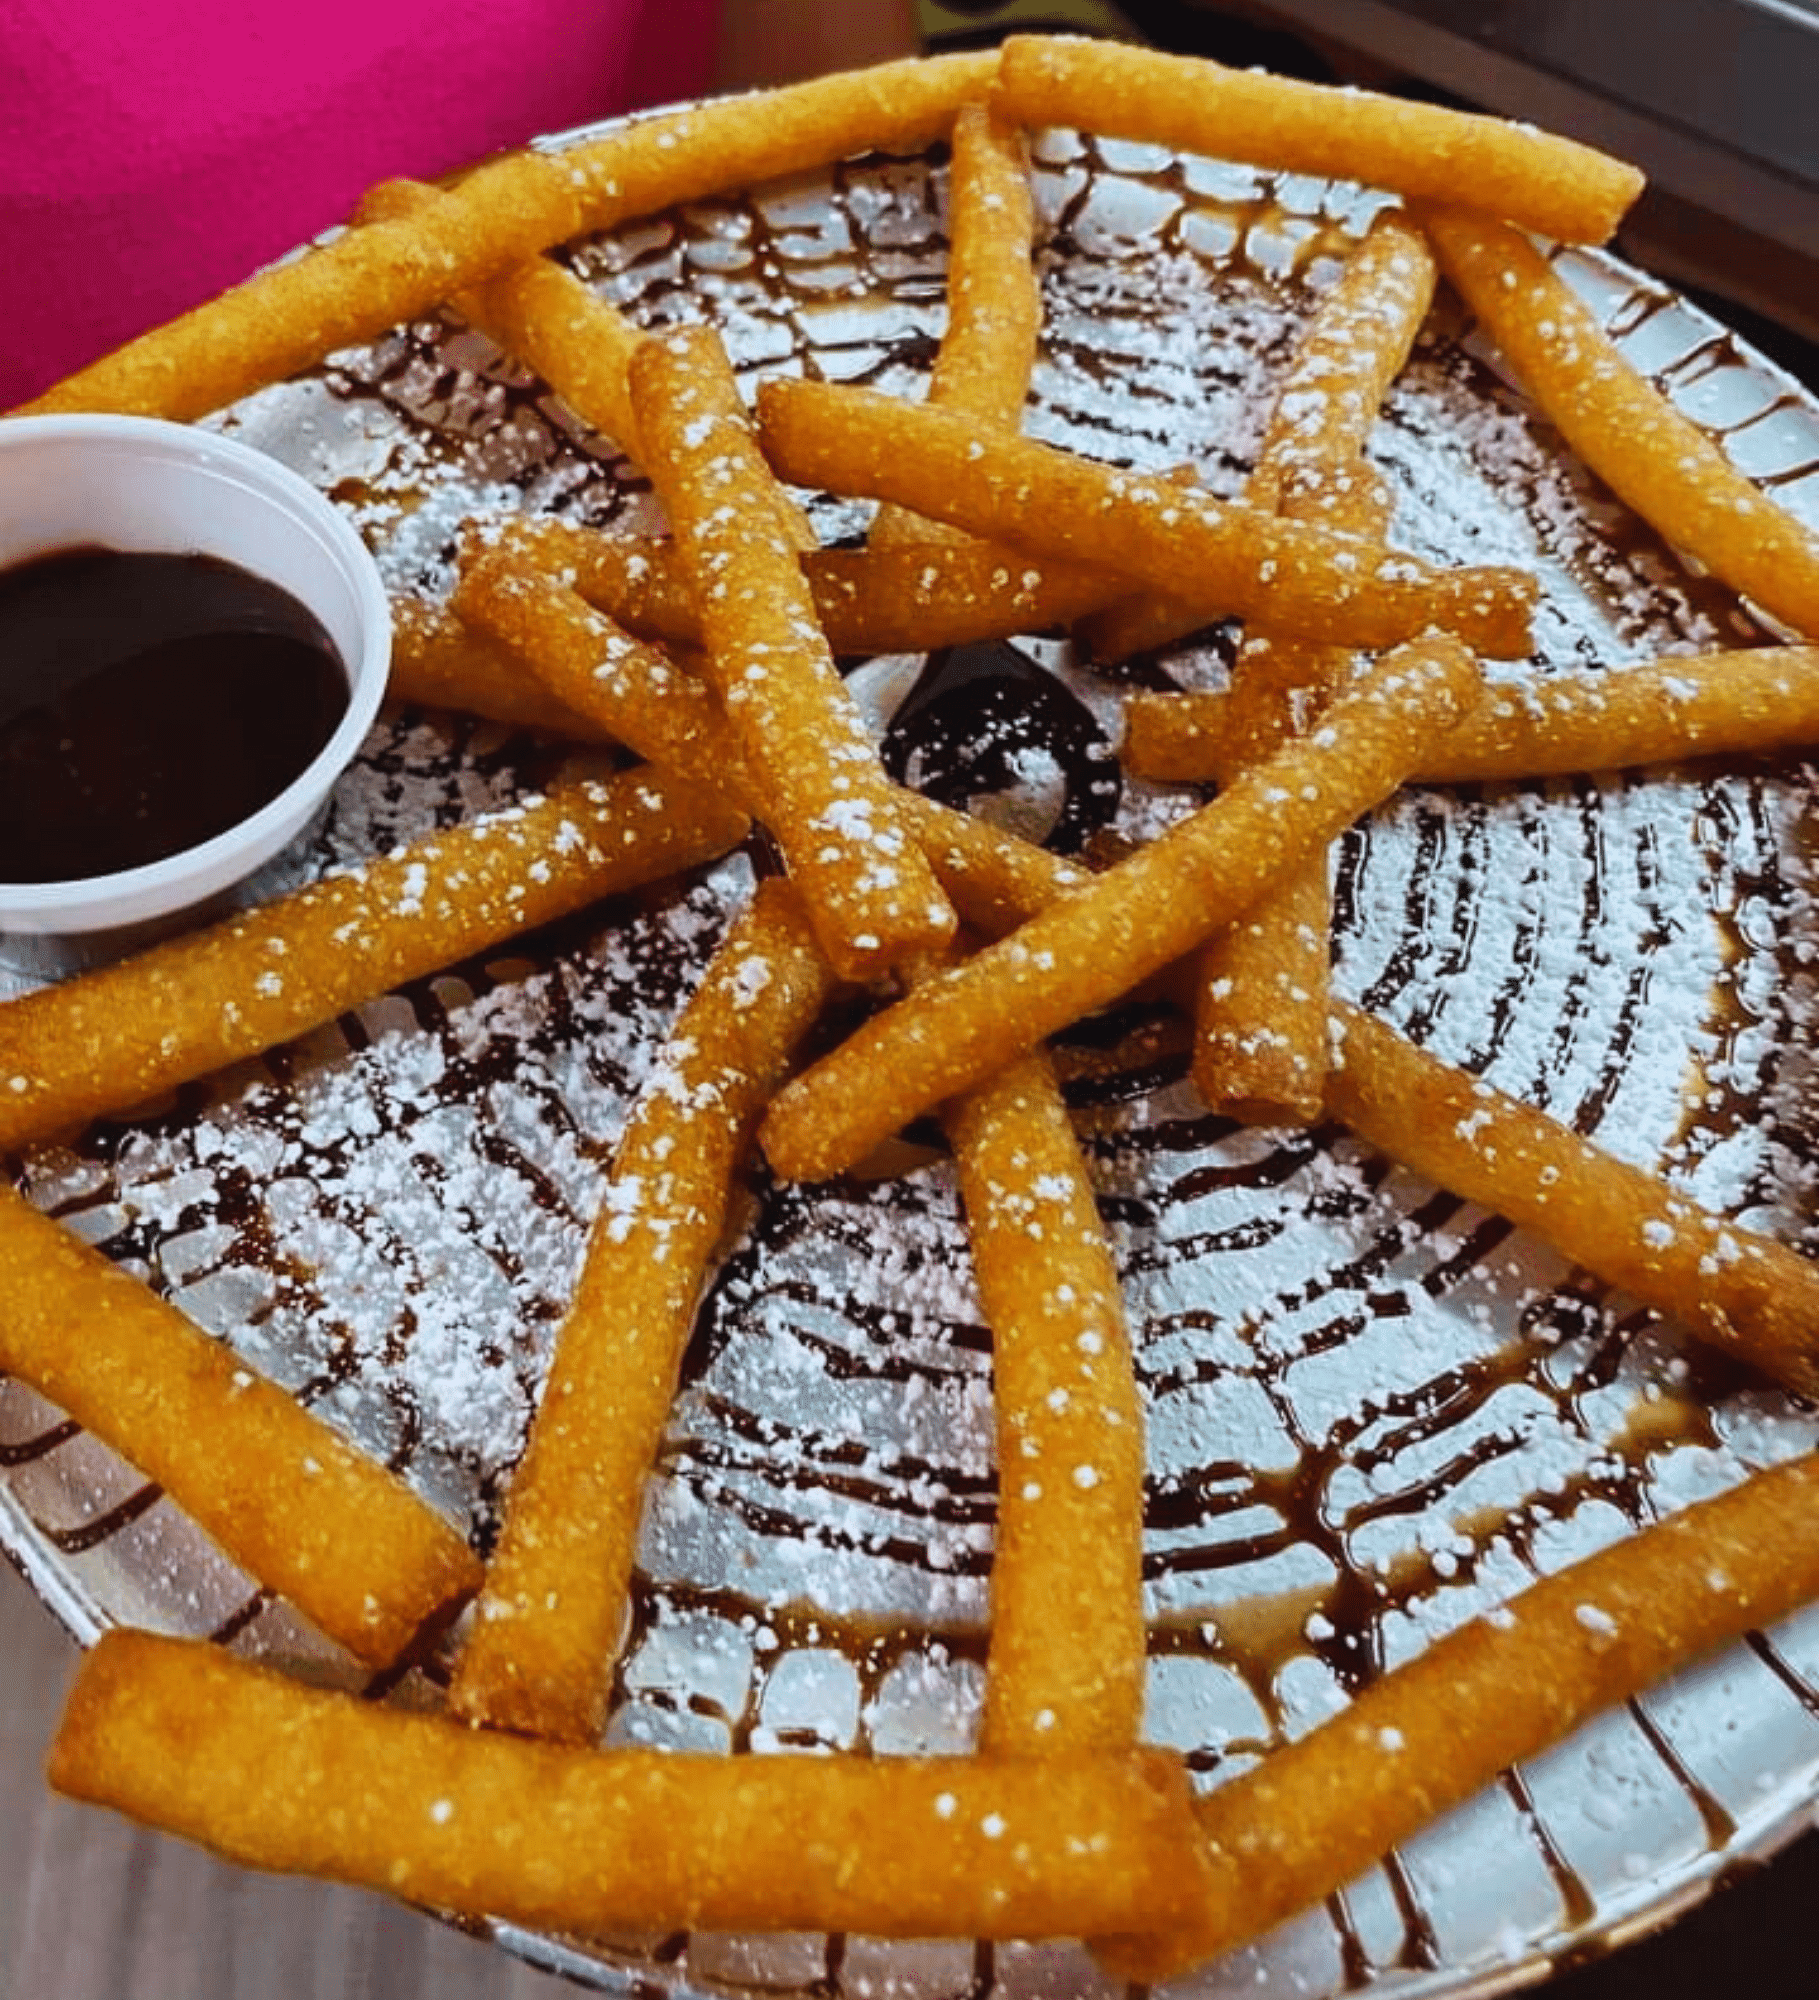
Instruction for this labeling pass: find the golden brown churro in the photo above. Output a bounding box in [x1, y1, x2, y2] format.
[452, 548, 732, 781]
[0, 769, 747, 1153]
[54, 1630, 1211, 1944]
[1080, 208, 1435, 667]
[388, 593, 599, 739]
[1325, 1001, 1819, 1399]
[632, 325, 955, 980]
[871, 102, 1040, 549]
[450, 882, 835, 1743]
[949, 1055, 1144, 1755]
[1423, 205, 1819, 641]
[0, 1188, 480, 1665]
[994, 35, 1643, 244]
[756, 376, 1537, 657]
[478, 515, 1128, 655]
[1101, 1446, 1819, 1979]
[1181, 212, 1435, 1123]
[1124, 647, 1819, 785]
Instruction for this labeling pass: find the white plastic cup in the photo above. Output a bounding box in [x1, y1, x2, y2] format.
[0, 415, 389, 975]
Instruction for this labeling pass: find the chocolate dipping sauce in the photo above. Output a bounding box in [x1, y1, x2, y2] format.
[0, 548, 348, 883]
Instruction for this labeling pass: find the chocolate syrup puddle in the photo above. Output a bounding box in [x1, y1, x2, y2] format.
[881, 639, 1121, 856]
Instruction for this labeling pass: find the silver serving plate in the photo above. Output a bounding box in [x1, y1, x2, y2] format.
[5, 106, 1819, 2000]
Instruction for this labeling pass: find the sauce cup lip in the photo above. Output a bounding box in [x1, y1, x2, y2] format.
[0, 413, 390, 935]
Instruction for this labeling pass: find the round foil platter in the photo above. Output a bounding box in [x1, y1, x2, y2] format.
[5, 108, 1819, 2000]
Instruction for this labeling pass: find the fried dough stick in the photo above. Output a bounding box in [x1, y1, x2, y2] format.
[949, 1055, 1144, 1755]
[1326, 1000, 1819, 1399]
[1185, 468, 1389, 1126]
[1099, 1445, 1819, 1981]
[756, 377, 1537, 658]
[1124, 646, 1819, 785]
[451, 881, 835, 1743]
[468, 516, 1129, 655]
[1127, 213, 1437, 1123]
[451, 549, 1090, 935]
[355, 180, 816, 546]
[0, 1189, 479, 1665]
[871, 102, 1040, 549]
[902, 792, 1090, 935]
[451, 553, 730, 775]
[632, 326, 955, 980]
[761, 634, 1483, 1179]
[765, 712, 1819, 1398]
[20, 52, 999, 422]
[0, 768, 748, 1153]
[389, 594, 599, 739]
[1182, 557, 1376, 1124]
[352, 177, 649, 459]
[993, 36, 1643, 245]
[1081, 209, 1434, 667]
[1422, 206, 1819, 642]
[54, 1630, 1211, 1944]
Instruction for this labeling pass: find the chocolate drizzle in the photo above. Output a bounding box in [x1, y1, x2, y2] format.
[0, 1418, 80, 1466]
[1504, 1765, 1598, 1932]
[1745, 1631, 1819, 1718]
[39, 1480, 162, 1555]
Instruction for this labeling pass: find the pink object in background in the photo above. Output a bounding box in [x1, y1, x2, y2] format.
[0, 0, 718, 408]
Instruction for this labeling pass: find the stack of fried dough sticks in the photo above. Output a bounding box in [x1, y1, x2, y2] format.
[13, 32, 1819, 1984]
